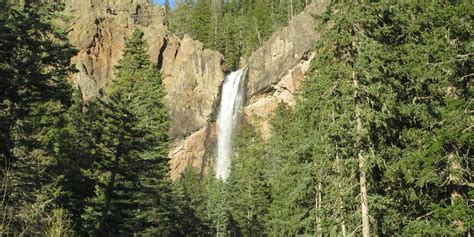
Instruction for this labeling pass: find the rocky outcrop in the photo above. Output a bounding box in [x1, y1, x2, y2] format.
[244, 53, 315, 139]
[64, 0, 225, 179]
[160, 35, 224, 179]
[64, 0, 168, 100]
[161, 35, 225, 138]
[169, 123, 217, 178]
[244, 2, 327, 99]
[64, 0, 327, 179]
[242, 1, 327, 138]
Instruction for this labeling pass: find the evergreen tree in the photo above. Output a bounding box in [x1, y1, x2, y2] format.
[368, 2, 473, 235]
[193, 0, 213, 49]
[266, 104, 318, 235]
[173, 168, 213, 236]
[221, 10, 242, 70]
[266, 1, 473, 236]
[227, 124, 270, 236]
[206, 176, 231, 237]
[45, 92, 97, 235]
[169, 0, 194, 37]
[164, 0, 171, 12]
[249, 0, 273, 49]
[168, 0, 307, 70]
[0, 1, 76, 234]
[81, 29, 174, 236]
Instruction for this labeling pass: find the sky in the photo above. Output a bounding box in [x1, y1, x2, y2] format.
[153, 0, 175, 8]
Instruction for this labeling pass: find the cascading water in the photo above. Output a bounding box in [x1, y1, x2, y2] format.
[216, 69, 247, 180]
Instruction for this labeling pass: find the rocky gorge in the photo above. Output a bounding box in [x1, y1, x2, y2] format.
[64, 0, 328, 179]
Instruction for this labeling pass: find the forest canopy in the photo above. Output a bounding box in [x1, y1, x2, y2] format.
[0, 0, 472, 236]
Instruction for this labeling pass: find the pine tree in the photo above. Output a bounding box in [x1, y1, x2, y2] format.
[227, 124, 270, 235]
[81, 29, 174, 236]
[277, 2, 474, 236]
[221, 10, 242, 70]
[168, 0, 306, 69]
[252, 0, 273, 48]
[0, 1, 76, 234]
[368, 2, 473, 235]
[173, 168, 212, 235]
[266, 104, 318, 235]
[164, 0, 171, 12]
[169, 0, 194, 37]
[44, 92, 97, 235]
[193, 0, 213, 48]
[296, 3, 388, 236]
[207, 177, 230, 237]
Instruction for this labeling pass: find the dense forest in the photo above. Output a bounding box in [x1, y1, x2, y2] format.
[168, 0, 309, 69]
[1, 0, 473, 236]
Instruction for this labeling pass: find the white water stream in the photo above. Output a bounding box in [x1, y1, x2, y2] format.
[216, 69, 246, 180]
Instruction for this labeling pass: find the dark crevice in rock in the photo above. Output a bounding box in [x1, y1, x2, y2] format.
[250, 83, 277, 100]
[300, 50, 312, 61]
[201, 125, 215, 179]
[106, 7, 116, 15]
[157, 37, 167, 70]
[173, 42, 180, 59]
[135, 5, 141, 15]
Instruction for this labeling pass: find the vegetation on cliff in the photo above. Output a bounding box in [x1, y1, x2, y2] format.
[176, 1, 473, 236]
[0, 0, 472, 236]
[1, 0, 77, 234]
[169, 0, 308, 69]
[0, 1, 177, 235]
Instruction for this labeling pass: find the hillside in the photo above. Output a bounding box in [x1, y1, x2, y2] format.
[63, 0, 328, 179]
[0, 0, 472, 236]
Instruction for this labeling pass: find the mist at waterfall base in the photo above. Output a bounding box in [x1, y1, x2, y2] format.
[216, 69, 246, 180]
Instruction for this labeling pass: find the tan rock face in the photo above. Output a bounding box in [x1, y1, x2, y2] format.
[244, 53, 315, 139]
[244, 96, 279, 140]
[244, 2, 327, 99]
[169, 123, 217, 179]
[242, 1, 327, 138]
[64, 0, 168, 100]
[64, 0, 224, 178]
[161, 35, 225, 138]
[64, 0, 326, 179]
[160, 35, 224, 179]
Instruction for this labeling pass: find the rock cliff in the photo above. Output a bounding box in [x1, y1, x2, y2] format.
[243, 1, 327, 139]
[160, 35, 224, 177]
[64, 0, 169, 100]
[64, 0, 327, 179]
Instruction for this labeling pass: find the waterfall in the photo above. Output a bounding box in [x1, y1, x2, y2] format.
[216, 69, 246, 180]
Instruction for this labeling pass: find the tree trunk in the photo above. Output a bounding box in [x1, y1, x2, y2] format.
[336, 152, 347, 237]
[1, 165, 12, 235]
[448, 153, 462, 203]
[290, 0, 294, 17]
[353, 70, 370, 237]
[211, 0, 220, 49]
[98, 150, 121, 234]
[315, 182, 322, 237]
[333, 110, 347, 237]
[448, 150, 465, 232]
[254, 18, 263, 47]
[446, 85, 465, 230]
[358, 152, 370, 237]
